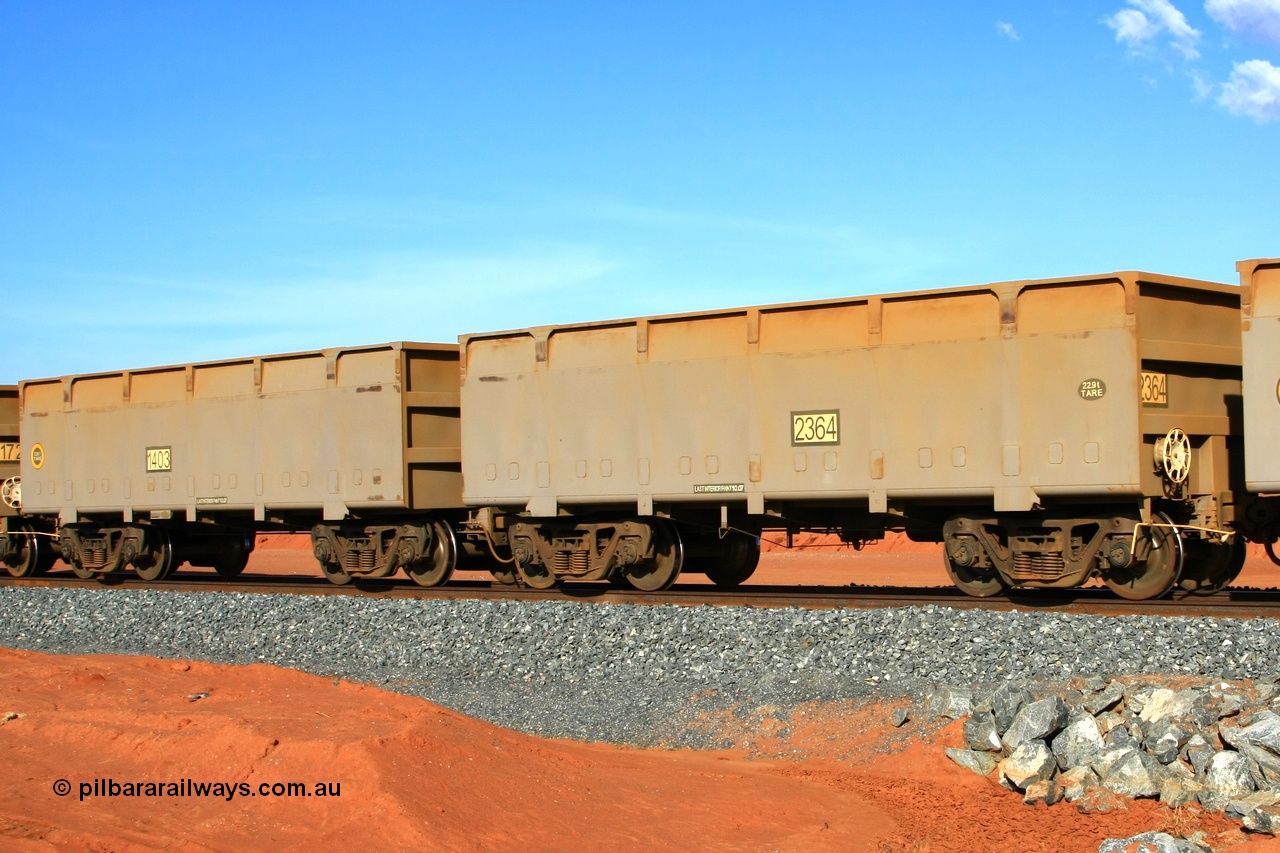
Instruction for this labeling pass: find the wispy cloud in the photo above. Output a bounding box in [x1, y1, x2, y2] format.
[1205, 0, 1280, 47]
[1219, 58, 1280, 119]
[1104, 0, 1202, 58]
[996, 21, 1020, 41]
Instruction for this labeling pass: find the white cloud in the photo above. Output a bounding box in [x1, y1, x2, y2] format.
[996, 21, 1020, 41]
[1205, 0, 1280, 47]
[1105, 0, 1202, 58]
[1218, 58, 1280, 120]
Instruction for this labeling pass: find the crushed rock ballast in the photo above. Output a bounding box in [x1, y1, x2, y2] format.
[923, 676, 1280, 841]
[2, 586, 1278, 747]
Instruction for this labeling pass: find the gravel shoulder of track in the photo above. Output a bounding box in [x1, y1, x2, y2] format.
[2, 586, 1277, 748]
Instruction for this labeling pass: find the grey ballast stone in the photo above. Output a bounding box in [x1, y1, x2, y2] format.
[945, 747, 997, 777]
[1244, 805, 1280, 835]
[999, 740, 1057, 791]
[1145, 720, 1192, 765]
[1185, 735, 1217, 778]
[1052, 713, 1105, 770]
[1138, 688, 1199, 724]
[963, 710, 1002, 752]
[1023, 778, 1062, 806]
[1083, 680, 1126, 716]
[1222, 711, 1280, 756]
[992, 683, 1035, 734]
[1003, 696, 1069, 751]
[1058, 765, 1100, 802]
[1226, 790, 1280, 820]
[1102, 749, 1166, 799]
[1097, 832, 1197, 853]
[890, 707, 911, 727]
[1205, 751, 1257, 800]
[924, 685, 972, 721]
[1159, 776, 1204, 809]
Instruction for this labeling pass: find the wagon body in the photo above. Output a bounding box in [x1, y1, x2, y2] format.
[461, 273, 1240, 521]
[1241, 258, 1280, 494]
[19, 342, 461, 525]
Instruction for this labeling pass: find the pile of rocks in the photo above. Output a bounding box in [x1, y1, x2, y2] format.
[935, 677, 1280, 833]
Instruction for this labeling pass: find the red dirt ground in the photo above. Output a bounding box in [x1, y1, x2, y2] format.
[2, 648, 1277, 852]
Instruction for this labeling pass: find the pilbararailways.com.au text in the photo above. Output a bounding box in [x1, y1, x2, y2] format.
[53, 778, 341, 802]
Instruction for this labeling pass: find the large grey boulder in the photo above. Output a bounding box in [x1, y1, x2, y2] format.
[1244, 805, 1280, 835]
[963, 710, 1003, 753]
[1184, 735, 1216, 778]
[1058, 765, 1100, 802]
[1225, 790, 1280, 820]
[1222, 711, 1280, 756]
[1083, 680, 1125, 715]
[992, 683, 1035, 734]
[1023, 778, 1062, 806]
[1232, 741, 1280, 786]
[1092, 745, 1139, 779]
[1097, 831, 1197, 853]
[1075, 787, 1130, 814]
[945, 747, 997, 777]
[999, 740, 1057, 791]
[1052, 714, 1105, 770]
[1102, 749, 1166, 799]
[1003, 696, 1069, 751]
[1145, 720, 1192, 765]
[1139, 688, 1199, 724]
[1205, 750, 1257, 799]
[925, 685, 973, 721]
[1158, 776, 1203, 809]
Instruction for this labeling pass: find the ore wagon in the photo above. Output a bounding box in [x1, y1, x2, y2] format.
[0, 386, 54, 576]
[1238, 257, 1280, 557]
[460, 271, 1243, 599]
[11, 343, 470, 585]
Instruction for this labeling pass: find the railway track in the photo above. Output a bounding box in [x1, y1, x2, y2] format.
[3, 569, 1280, 619]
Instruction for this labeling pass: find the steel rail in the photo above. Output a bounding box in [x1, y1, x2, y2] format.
[3, 570, 1280, 619]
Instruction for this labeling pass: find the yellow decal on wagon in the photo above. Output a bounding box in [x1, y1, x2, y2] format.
[30, 443, 44, 469]
[791, 410, 840, 446]
[1141, 372, 1168, 407]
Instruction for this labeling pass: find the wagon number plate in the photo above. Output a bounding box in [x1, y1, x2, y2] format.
[791, 410, 840, 446]
[146, 446, 172, 472]
[1141, 372, 1168, 407]
[0, 443, 18, 462]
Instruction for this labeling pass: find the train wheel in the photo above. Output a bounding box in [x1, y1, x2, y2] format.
[3, 526, 46, 578]
[943, 552, 1007, 598]
[213, 536, 252, 578]
[1104, 513, 1183, 600]
[1177, 536, 1246, 595]
[1266, 540, 1280, 566]
[405, 521, 458, 588]
[516, 558, 558, 589]
[703, 531, 760, 588]
[319, 560, 354, 585]
[134, 530, 175, 582]
[624, 520, 684, 591]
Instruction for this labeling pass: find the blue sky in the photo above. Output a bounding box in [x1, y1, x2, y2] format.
[2, 1, 1277, 380]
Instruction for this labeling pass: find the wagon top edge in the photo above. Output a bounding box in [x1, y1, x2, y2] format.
[17, 340, 459, 388]
[458, 269, 1236, 345]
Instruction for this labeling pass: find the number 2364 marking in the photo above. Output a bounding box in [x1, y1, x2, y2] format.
[791, 411, 840, 446]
